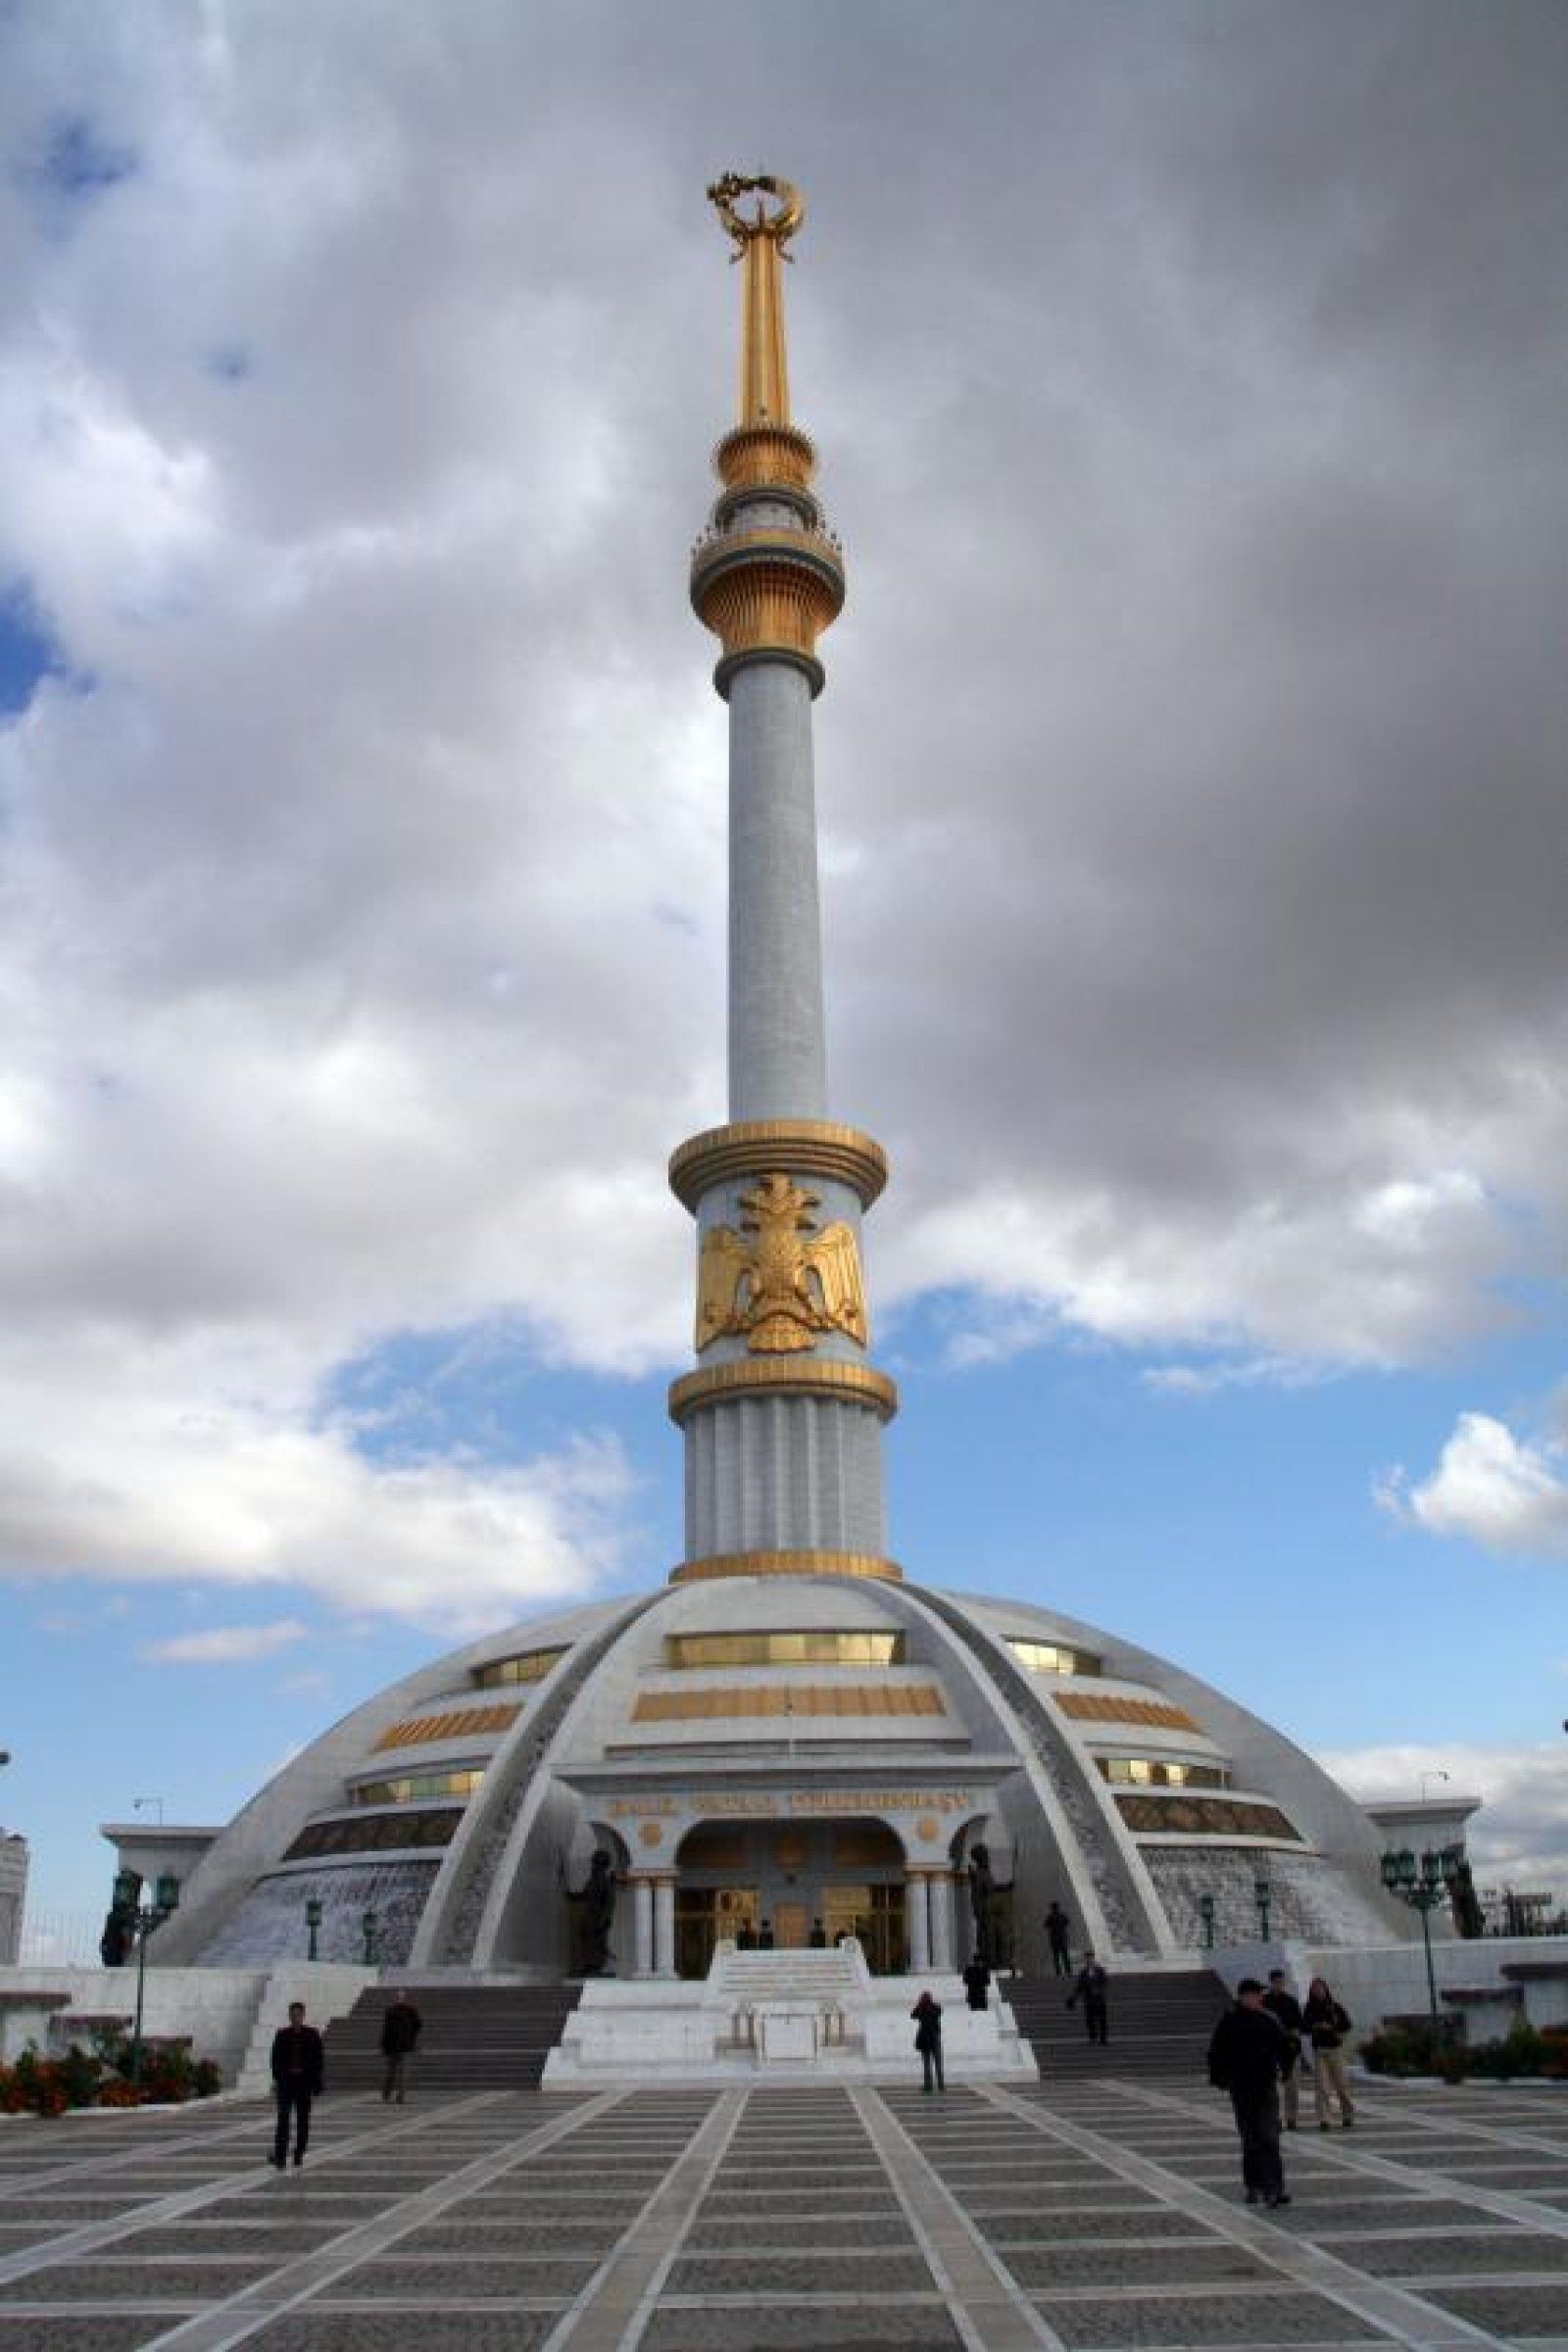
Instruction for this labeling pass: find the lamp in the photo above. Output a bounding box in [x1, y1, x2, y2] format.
[1253, 1877, 1273, 1940]
[1197, 1892, 1215, 1952]
[361, 1908, 379, 1967]
[305, 1897, 323, 1963]
[1380, 1845, 1446, 2023]
[127, 1875, 179, 2089]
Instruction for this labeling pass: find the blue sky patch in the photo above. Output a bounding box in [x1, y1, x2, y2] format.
[0, 583, 62, 715]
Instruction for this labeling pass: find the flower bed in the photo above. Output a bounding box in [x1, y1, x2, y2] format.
[0, 2031, 222, 2116]
[1361, 2017, 1568, 2082]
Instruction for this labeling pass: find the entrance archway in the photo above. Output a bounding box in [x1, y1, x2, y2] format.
[672, 1814, 906, 1978]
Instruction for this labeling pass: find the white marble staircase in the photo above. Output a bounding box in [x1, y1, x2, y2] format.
[544, 1937, 1038, 2084]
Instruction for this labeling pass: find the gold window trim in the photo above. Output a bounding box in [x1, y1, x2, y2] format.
[372, 1703, 519, 1753]
[1055, 1691, 1204, 1734]
[631, 1683, 946, 1723]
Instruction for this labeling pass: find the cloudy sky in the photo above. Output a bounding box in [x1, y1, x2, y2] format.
[2, 0, 1564, 1936]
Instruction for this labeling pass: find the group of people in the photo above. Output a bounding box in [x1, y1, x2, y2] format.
[268, 1989, 423, 2168]
[1207, 1970, 1355, 2207]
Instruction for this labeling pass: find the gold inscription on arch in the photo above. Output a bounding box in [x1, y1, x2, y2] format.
[605, 1788, 969, 1821]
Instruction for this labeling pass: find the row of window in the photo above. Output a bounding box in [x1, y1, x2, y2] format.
[1096, 1757, 1230, 1788]
[351, 1766, 486, 1807]
[664, 1631, 905, 1669]
[1007, 1638, 1102, 1678]
[471, 1646, 569, 1689]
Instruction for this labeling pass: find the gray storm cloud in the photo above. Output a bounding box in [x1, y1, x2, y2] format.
[0, 1, 1563, 1610]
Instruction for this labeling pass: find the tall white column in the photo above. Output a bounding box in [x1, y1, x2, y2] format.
[654, 1876, 677, 1978]
[906, 1873, 931, 1976]
[631, 1876, 654, 1980]
[728, 661, 826, 1120]
[929, 1871, 955, 1973]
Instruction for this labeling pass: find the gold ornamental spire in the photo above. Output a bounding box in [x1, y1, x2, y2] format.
[693, 173, 845, 694]
[707, 172, 804, 426]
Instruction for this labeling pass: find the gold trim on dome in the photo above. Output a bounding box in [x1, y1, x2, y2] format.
[669, 1548, 903, 1586]
[670, 1120, 888, 1211]
[667, 1357, 898, 1425]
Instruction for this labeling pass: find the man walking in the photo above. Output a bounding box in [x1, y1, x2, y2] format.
[1261, 1967, 1305, 2131]
[1207, 1978, 1291, 2208]
[379, 1988, 423, 2104]
[1045, 1901, 1073, 1978]
[1067, 1950, 1109, 2044]
[270, 2000, 324, 2170]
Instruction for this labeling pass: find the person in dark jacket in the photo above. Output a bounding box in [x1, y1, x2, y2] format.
[270, 2001, 324, 2169]
[1302, 1977, 1355, 2128]
[379, 1989, 423, 2104]
[1207, 1979, 1291, 2207]
[1044, 1901, 1073, 1977]
[1067, 1952, 1109, 2044]
[911, 1989, 945, 2092]
[1261, 1969, 1305, 2130]
[962, 1953, 992, 2011]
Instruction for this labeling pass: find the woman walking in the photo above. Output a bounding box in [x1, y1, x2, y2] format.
[911, 1989, 945, 2093]
[1302, 1976, 1355, 2128]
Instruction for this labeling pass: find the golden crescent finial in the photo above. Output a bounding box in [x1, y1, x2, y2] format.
[708, 172, 805, 252]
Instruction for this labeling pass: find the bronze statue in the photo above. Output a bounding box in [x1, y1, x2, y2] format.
[968, 1844, 997, 1968]
[581, 1847, 617, 1976]
[99, 1898, 134, 1969]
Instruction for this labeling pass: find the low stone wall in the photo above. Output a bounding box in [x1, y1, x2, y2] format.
[0, 1965, 268, 2083]
[1209, 1935, 1568, 2044]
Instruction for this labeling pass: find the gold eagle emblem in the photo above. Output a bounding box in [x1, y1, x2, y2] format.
[696, 1172, 868, 1354]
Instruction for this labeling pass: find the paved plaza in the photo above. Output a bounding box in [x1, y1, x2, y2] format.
[0, 2077, 1566, 2350]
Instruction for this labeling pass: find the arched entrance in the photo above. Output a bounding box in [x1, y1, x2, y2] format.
[672, 1815, 906, 1977]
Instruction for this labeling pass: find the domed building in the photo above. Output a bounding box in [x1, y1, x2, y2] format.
[152, 175, 1411, 1993]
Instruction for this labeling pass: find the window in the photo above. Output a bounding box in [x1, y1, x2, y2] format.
[1096, 1757, 1229, 1789]
[664, 1630, 905, 1670]
[350, 1766, 486, 1807]
[1007, 1638, 1102, 1678]
[472, 1646, 568, 1690]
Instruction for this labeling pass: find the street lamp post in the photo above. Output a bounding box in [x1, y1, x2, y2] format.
[123, 1873, 180, 2090]
[1381, 1845, 1461, 2025]
[1253, 1878, 1273, 1942]
[361, 1909, 378, 1967]
[1197, 1892, 1216, 1952]
[305, 1897, 323, 1962]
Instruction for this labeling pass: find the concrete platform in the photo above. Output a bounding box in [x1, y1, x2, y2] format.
[1, 2072, 1566, 2346]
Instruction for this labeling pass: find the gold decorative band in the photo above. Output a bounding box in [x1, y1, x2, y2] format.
[667, 1356, 899, 1425]
[692, 529, 845, 679]
[669, 1548, 903, 1586]
[670, 1119, 889, 1211]
[714, 423, 816, 494]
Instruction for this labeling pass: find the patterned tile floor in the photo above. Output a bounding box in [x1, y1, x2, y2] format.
[0, 2075, 1564, 2348]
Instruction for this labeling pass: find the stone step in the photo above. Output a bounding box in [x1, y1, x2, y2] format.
[322, 1983, 585, 2089]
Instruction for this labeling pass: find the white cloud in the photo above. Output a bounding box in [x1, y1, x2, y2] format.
[1321, 1741, 1568, 1893]
[1378, 1412, 1568, 1563]
[139, 1618, 307, 1665]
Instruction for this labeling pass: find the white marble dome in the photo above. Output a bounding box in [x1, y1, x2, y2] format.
[152, 1573, 1412, 1975]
